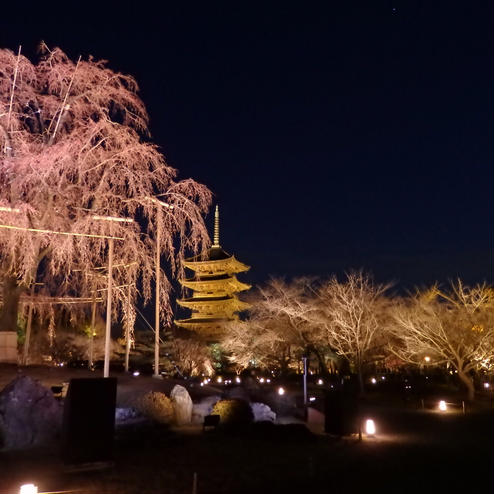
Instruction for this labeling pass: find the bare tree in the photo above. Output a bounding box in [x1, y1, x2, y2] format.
[389, 280, 494, 401]
[221, 278, 332, 374]
[315, 271, 391, 392]
[221, 318, 295, 373]
[0, 46, 211, 343]
[169, 338, 214, 376]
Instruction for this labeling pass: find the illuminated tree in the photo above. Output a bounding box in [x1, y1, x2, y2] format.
[0, 45, 211, 341]
[221, 278, 332, 374]
[315, 271, 391, 391]
[389, 280, 494, 401]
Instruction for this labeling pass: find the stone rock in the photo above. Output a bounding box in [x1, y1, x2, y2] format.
[191, 395, 221, 424]
[170, 385, 193, 425]
[251, 402, 276, 422]
[0, 376, 62, 449]
[115, 407, 141, 424]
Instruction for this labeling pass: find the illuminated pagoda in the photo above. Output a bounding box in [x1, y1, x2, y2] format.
[175, 206, 251, 339]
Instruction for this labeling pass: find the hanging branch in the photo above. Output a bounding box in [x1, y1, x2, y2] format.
[6, 45, 21, 134]
[48, 55, 81, 145]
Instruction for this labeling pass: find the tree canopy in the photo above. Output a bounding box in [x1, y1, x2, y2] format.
[0, 45, 211, 337]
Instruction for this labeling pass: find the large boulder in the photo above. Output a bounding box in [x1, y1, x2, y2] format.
[251, 402, 276, 422]
[191, 395, 221, 424]
[170, 385, 193, 425]
[0, 376, 62, 449]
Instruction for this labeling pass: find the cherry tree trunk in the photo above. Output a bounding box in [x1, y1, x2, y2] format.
[0, 275, 22, 332]
[458, 369, 475, 402]
[0, 275, 22, 362]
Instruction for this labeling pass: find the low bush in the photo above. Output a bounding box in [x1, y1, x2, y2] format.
[134, 391, 174, 424]
[211, 399, 254, 426]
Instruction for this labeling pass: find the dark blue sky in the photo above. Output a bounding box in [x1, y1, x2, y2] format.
[2, 1, 492, 289]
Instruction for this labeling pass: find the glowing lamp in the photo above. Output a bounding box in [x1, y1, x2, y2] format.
[266, 378, 271, 383]
[365, 419, 376, 436]
[317, 379, 324, 385]
[20, 485, 38, 494]
[216, 376, 222, 383]
[235, 376, 241, 384]
[438, 400, 447, 411]
[424, 356, 431, 362]
[259, 378, 265, 383]
[278, 387, 285, 396]
[309, 396, 316, 402]
[371, 378, 377, 384]
[132, 371, 140, 377]
[484, 382, 490, 389]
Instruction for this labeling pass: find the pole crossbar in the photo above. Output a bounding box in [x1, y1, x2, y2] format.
[0, 223, 124, 240]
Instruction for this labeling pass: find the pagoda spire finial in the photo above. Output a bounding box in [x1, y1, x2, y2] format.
[213, 204, 220, 247]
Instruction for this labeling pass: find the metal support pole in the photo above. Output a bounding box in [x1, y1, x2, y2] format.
[303, 356, 308, 406]
[154, 210, 161, 377]
[89, 291, 96, 370]
[125, 283, 131, 373]
[22, 283, 35, 366]
[103, 237, 114, 378]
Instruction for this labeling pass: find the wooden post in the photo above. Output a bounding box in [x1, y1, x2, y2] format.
[103, 238, 114, 378]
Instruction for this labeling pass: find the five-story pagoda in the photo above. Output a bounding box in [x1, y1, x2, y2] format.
[175, 206, 250, 339]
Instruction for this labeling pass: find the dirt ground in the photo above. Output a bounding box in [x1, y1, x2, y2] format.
[0, 365, 493, 494]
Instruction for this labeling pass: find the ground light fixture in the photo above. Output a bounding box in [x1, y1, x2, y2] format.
[278, 387, 285, 396]
[317, 379, 324, 385]
[19, 485, 37, 494]
[438, 400, 447, 411]
[365, 419, 376, 436]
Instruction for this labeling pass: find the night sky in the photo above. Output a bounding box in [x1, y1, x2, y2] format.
[2, 1, 492, 290]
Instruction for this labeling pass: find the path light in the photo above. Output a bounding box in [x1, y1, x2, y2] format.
[19, 485, 37, 494]
[132, 371, 140, 377]
[266, 378, 271, 383]
[365, 419, 376, 436]
[259, 377, 265, 383]
[278, 387, 285, 396]
[317, 379, 324, 385]
[371, 377, 377, 384]
[309, 396, 316, 402]
[438, 400, 447, 411]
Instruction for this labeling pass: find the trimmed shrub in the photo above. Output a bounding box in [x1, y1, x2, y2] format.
[211, 399, 254, 426]
[135, 392, 174, 424]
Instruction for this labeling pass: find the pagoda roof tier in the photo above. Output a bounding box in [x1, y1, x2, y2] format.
[177, 295, 250, 312]
[181, 275, 251, 293]
[183, 247, 249, 274]
[174, 317, 237, 337]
